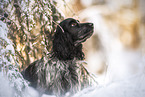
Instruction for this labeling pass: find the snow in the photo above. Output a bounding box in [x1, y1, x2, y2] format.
[73, 69, 145, 97]
[0, 72, 13, 97]
[42, 94, 56, 97]
[0, 21, 28, 97]
[24, 87, 39, 97]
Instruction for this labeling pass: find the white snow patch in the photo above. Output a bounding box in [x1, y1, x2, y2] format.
[73, 69, 145, 97]
[0, 72, 14, 97]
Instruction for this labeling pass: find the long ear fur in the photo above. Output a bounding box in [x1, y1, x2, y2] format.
[52, 25, 85, 61]
[52, 26, 73, 60]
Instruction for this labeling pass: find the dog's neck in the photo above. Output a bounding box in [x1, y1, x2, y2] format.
[52, 41, 84, 61]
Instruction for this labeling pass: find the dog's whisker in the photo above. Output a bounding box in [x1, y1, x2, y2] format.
[52, 20, 65, 33]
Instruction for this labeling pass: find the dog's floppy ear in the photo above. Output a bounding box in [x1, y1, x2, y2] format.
[52, 25, 74, 60]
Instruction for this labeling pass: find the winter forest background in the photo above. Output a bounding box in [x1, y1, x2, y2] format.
[1, 0, 145, 97]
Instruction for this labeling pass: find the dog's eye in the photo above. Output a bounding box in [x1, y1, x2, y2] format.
[71, 23, 77, 27]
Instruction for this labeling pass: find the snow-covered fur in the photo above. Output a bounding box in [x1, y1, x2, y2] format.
[22, 18, 95, 96]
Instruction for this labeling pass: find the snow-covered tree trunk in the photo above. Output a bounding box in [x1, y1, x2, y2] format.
[1, 0, 64, 70]
[0, 21, 28, 97]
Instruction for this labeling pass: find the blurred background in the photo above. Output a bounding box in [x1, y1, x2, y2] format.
[1, 0, 145, 77]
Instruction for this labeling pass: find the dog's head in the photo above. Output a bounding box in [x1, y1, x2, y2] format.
[53, 18, 94, 60]
[56, 18, 94, 46]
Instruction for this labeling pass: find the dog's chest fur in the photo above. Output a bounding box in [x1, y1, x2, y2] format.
[30, 54, 89, 96]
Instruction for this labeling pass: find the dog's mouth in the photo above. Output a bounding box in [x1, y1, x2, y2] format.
[74, 29, 93, 46]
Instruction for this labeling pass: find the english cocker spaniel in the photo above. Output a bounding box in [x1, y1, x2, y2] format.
[22, 18, 94, 96]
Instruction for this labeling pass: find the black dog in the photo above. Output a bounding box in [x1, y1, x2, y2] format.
[22, 18, 94, 96]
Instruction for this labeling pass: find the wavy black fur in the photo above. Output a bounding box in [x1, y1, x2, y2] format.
[52, 27, 84, 60]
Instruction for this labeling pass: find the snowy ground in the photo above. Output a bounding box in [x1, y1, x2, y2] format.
[73, 51, 145, 97]
[73, 72, 145, 97]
